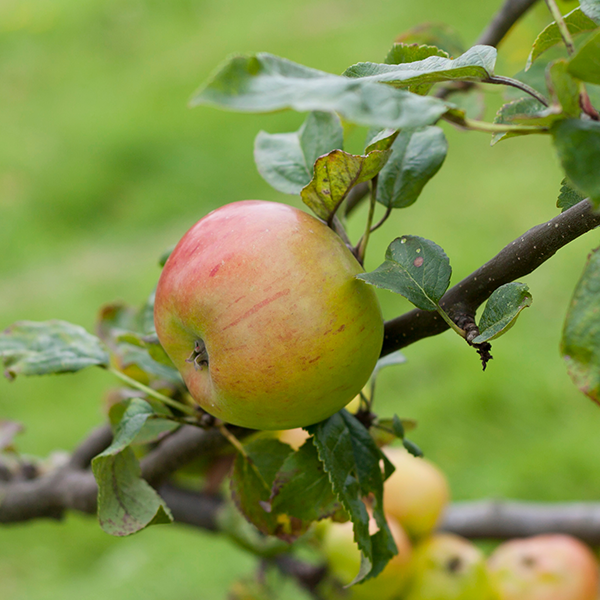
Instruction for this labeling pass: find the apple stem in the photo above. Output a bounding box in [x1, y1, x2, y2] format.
[355, 177, 378, 264]
[217, 422, 248, 458]
[108, 368, 197, 417]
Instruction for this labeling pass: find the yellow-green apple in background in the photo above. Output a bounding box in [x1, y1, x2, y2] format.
[488, 534, 599, 600]
[154, 200, 384, 430]
[405, 533, 497, 600]
[383, 447, 450, 539]
[321, 514, 413, 599]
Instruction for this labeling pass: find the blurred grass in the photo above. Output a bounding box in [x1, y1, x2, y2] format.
[1, 0, 599, 598]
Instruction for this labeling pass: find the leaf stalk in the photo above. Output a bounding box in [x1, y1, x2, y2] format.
[109, 368, 197, 417]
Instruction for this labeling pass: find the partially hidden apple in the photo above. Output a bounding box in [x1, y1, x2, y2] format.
[321, 514, 413, 600]
[154, 200, 384, 430]
[405, 533, 497, 600]
[488, 534, 599, 600]
[383, 447, 450, 539]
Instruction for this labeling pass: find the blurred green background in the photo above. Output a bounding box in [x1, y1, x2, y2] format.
[1, 0, 599, 597]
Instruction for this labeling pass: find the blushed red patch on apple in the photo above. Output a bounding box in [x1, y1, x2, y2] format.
[209, 264, 221, 277]
[223, 289, 292, 331]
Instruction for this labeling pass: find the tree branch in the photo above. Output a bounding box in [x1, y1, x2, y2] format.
[141, 424, 251, 487]
[382, 200, 600, 355]
[476, 0, 540, 47]
[68, 424, 113, 470]
[0, 424, 252, 523]
[441, 500, 600, 545]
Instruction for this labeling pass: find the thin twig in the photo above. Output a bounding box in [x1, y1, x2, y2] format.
[484, 75, 550, 106]
[544, 0, 576, 55]
[369, 205, 392, 235]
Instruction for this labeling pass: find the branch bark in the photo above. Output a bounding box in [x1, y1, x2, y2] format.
[0, 424, 251, 523]
[442, 500, 600, 545]
[382, 200, 600, 355]
[476, 0, 540, 47]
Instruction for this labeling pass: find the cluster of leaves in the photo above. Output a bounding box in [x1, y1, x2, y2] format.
[2, 1, 600, 587]
[0, 292, 417, 584]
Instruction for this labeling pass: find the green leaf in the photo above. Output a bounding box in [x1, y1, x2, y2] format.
[526, 8, 598, 69]
[108, 400, 179, 446]
[376, 127, 447, 209]
[93, 447, 173, 536]
[300, 149, 391, 221]
[191, 53, 448, 131]
[102, 398, 156, 453]
[548, 59, 582, 117]
[473, 283, 532, 343]
[385, 43, 449, 65]
[392, 415, 406, 439]
[364, 129, 399, 153]
[0, 320, 109, 381]
[254, 111, 343, 195]
[307, 410, 397, 583]
[357, 236, 451, 311]
[580, 0, 600, 24]
[268, 439, 342, 522]
[394, 23, 465, 58]
[552, 119, 600, 207]
[230, 438, 310, 542]
[491, 97, 555, 145]
[568, 29, 600, 84]
[97, 303, 181, 385]
[403, 439, 424, 458]
[557, 177, 586, 211]
[343, 45, 497, 89]
[384, 44, 450, 94]
[92, 399, 173, 536]
[372, 350, 407, 380]
[562, 246, 600, 403]
[371, 417, 417, 448]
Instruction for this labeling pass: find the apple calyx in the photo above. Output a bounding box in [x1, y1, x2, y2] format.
[186, 339, 209, 371]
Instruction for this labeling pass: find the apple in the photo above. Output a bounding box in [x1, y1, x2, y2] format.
[383, 447, 450, 539]
[154, 200, 384, 430]
[488, 534, 599, 600]
[278, 427, 311, 450]
[321, 514, 413, 599]
[404, 533, 496, 600]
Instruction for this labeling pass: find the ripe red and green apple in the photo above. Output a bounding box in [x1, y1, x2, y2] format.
[154, 200, 384, 430]
[321, 514, 413, 600]
[488, 534, 599, 600]
[405, 533, 497, 600]
[383, 447, 450, 539]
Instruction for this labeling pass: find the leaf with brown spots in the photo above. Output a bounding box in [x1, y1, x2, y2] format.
[300, 149, 391, 222]
[357, 235, 451, 311]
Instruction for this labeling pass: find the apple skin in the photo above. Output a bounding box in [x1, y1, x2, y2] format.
[383, 447, 450, 539]
[488, 534, 599, 600]
[154, 200, 384, 430]
[321, 515, 413, 600]
[405, 533, 497, 600]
